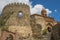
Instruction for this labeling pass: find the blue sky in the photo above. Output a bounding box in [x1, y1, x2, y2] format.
[30, 0, 60, 22]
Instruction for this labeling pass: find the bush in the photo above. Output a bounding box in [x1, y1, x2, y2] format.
[42, 29, 47, 35]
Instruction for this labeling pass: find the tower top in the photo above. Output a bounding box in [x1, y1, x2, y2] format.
[41, 8, 47, 17]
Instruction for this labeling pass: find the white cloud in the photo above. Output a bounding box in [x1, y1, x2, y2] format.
[30, 4, 52, 15]
[45, 9, 52, 15]
[0, 0, 52, 15]
[30, 4, 44, 14]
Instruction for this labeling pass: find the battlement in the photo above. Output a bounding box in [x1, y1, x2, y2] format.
[2, 2, 30, 16]
[2, 2, 29, 12]
[6, 2, 29, 7]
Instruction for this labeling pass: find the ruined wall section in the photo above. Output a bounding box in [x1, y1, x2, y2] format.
[30, 15, 47, 38]
[45, 17, 57, 26]
[44, 17, 57, 32]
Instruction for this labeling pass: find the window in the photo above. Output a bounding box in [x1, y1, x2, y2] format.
[47, 23, 52, 32]
[18, 11, 23, 17]
[47, 27, 51, 32]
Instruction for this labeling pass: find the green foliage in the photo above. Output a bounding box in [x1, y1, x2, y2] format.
[0, 20, 5, 27]
[0, 11, 13, 28]
[1, 26, 9, 31]
[0, 11, 14, 31]
[42, 29, 47, 35]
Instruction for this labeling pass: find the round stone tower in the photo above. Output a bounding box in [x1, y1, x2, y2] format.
[2, 3, 30, 26]
[1, 3, 32, 40]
